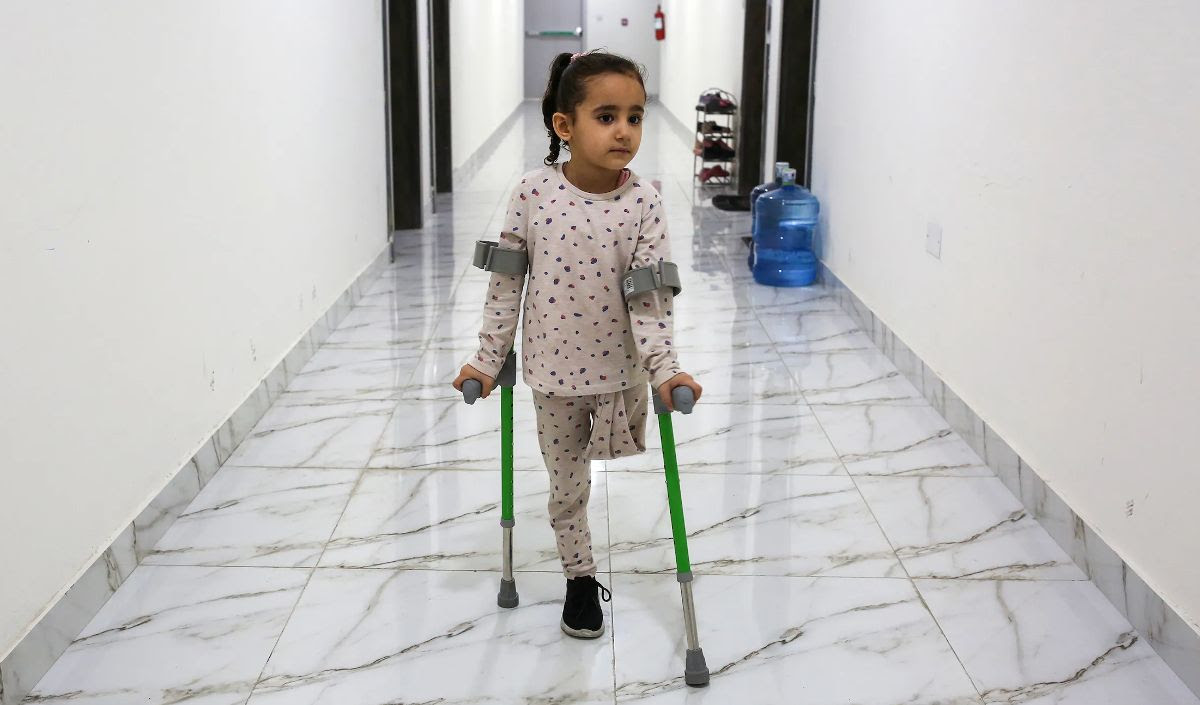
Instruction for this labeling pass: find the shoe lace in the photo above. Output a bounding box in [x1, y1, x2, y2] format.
[578, 575, 611, 604]
[596, 579, 611, 603]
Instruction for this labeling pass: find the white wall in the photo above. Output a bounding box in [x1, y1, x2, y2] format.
[584, 0, 661, 98]
[656, 0, 744, 134]
[0, 1, 388, 659]
[812, 1, 1200, 626]
[450, 0, 524, 171]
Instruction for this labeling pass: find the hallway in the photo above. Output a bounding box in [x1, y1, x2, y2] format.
[17, 104, 1197, 704]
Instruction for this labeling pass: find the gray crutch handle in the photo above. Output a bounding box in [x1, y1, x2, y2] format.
[672, 386, 695, 415]
[462, 379, 482, 405]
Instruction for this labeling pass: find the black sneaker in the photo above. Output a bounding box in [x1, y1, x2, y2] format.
[560, 575, 611, 639]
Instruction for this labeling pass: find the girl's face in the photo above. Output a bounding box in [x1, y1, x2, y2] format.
[553, 72, 645, 172]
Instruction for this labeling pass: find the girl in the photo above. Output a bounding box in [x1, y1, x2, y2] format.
[452, 51, 702, 639]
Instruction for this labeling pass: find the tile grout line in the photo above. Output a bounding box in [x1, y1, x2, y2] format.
[751, 280, 986, 700]
[241, 467, 369, 703]
[605, 462, 619, 704]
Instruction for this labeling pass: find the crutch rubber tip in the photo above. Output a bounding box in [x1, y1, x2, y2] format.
[497, 578, 519, 609]
[684, 648, 710, 687]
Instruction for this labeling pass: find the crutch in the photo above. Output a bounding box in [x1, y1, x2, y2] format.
[654, 385, 710, 687]
[461, 349, 519, 608]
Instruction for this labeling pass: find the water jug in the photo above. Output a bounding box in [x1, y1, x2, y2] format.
[752, 167, 819, 287]
[747, 162, 790, 268]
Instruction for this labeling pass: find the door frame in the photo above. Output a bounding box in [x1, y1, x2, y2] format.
[430, 0, 452, 194]
[774, 0, 818, 187]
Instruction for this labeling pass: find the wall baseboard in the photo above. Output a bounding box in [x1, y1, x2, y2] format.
[451, 102, 526, 190]
[818, 262, 1200, 699]
[0, 244, 392, 705]
[656, 97, 695, 150]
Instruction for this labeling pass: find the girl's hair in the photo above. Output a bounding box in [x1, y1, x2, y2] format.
[541, 51, 646, 165]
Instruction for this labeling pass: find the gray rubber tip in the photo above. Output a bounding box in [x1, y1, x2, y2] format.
[462, 379, 482, 405]
[497, 578, 519, 609]
[684, 648, 710, 687]
[672, 386, 696, 415]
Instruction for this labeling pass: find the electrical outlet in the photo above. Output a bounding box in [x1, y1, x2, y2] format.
[926, 222, 943, 259]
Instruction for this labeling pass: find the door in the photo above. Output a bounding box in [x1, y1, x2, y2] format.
[385, 0, 423, 230]
[524, 0, 583, 99]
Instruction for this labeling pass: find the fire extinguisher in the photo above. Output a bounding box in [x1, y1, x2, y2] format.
[654, 5, 665, 41]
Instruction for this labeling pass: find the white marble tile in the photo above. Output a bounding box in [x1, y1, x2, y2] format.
[190, 438, 222, 486]
[322, 468, 608, 573]
[607, 472, 902, 577]
[246, 569, 616, 705]
[1123, 569, 1200, 699]
[916, 579, 1200, 704]
[671, 309, 775, 352]
[942, 384, 987, 459]
[611, 402, 845, 476]
[396, 347, 479, 402]
[982, 422, 1023, 499]
[320, 305, 440, 350]
[857, 477, 1085, 580]
[611, 573, 981, 703]
[779, 348, 926, 405]
[286, 346, 423, 394]
[133, 462, 202, 562]
[810, 398, 995, 477]
[144, 468, 359, 568]
[675, 350, 806, 405]
[24, 566, 308, 705]
[369, 395, 547, 472]
[263, 357, 289, 402]
[356, 276, 448, 310]
[767, 312, 876, 353]
[225, 391, 395, 469]
[0, 534, 136, 705]
[423, 306, 488, 353]
[920, 360, 948, 414]
[228, 380, 273, 451]
[739, 285, 843, 316]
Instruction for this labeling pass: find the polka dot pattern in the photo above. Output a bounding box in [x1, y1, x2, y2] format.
[534, 387, 649, 578]
[469, 165, 683, 392]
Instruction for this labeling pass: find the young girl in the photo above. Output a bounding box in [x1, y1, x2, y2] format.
[452, 51, 702, 639]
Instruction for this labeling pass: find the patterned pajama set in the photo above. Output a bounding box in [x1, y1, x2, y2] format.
[470, 163, 680, 578]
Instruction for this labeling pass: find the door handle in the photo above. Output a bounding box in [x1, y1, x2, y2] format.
[525, 26, 582, 38]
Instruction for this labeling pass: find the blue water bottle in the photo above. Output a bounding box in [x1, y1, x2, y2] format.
[747, 161, 790, 268]
[752, 167, 819, 287]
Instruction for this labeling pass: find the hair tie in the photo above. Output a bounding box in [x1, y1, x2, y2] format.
[570, 52, 585, 63]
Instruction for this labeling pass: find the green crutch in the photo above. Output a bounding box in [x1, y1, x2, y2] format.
[655, 385, 710, 687]
[461, 349, 519, 609]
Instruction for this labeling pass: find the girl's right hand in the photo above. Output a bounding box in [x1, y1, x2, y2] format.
[452, 364, 497, 399]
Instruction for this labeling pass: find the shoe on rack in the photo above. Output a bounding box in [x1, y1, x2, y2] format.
[702, 139, 736, 161]
[696, 120, 732, 135]
[696, 91, 736, 114]
[561, 575, 611, 639]
[699, 164, 731, 183]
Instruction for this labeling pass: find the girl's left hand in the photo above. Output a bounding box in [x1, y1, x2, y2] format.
[657, 372, 702, 412]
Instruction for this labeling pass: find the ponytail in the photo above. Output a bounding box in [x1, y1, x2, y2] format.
[540, 51, 646, 166]
[542, 53, 573, 166]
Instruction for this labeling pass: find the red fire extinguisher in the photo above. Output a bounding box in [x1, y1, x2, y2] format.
[654, 5, 665, 41]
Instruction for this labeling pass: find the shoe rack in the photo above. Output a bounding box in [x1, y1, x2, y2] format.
[693, 87, 738, 188]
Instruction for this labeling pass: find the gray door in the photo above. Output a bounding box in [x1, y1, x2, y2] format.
[524, 0, 583, 99]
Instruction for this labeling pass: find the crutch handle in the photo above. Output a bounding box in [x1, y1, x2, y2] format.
[672, 386, 695, 415]
[462, 379, 482, 405]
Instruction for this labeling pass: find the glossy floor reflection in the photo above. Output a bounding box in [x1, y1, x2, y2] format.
[24, 103, 1199, 704]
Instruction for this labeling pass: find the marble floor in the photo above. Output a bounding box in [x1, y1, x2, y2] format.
[24, 104, 1199, 704]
